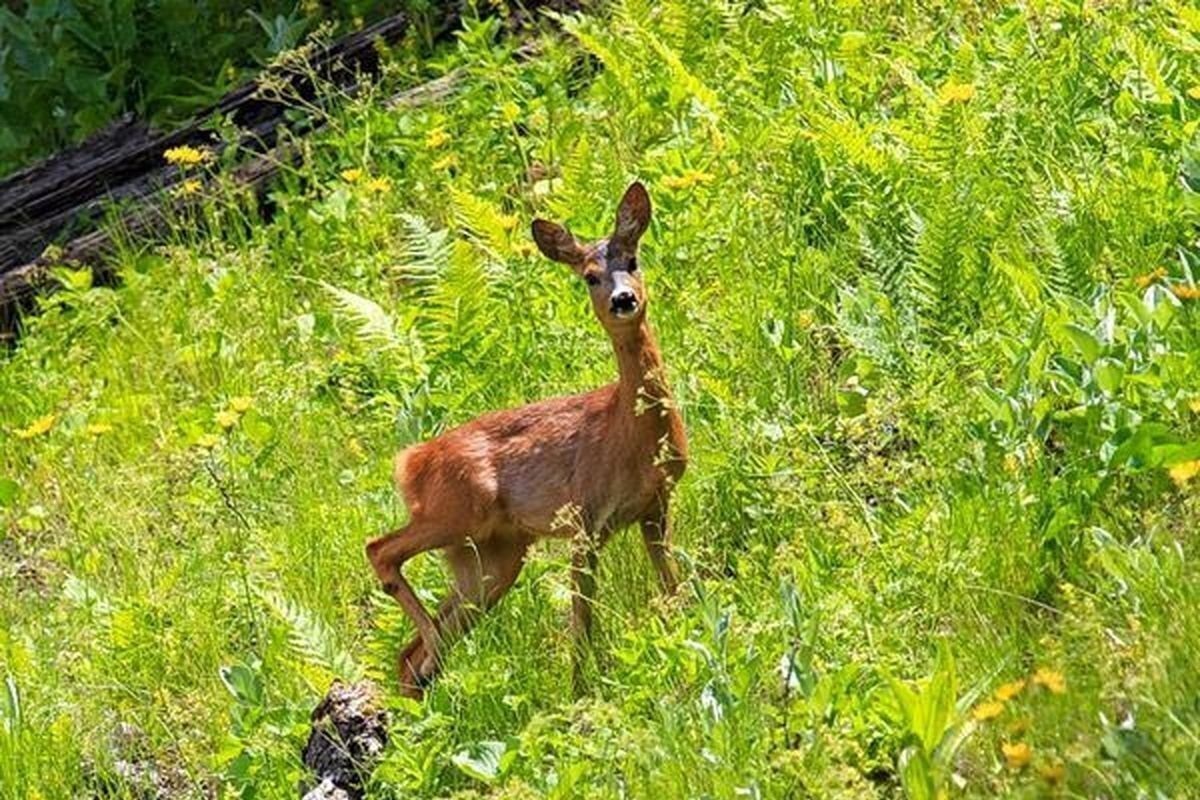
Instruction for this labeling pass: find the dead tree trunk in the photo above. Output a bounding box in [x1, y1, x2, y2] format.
[0, 1, 584, 339]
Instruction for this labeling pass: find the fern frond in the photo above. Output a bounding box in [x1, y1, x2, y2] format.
[259, 589, 362, 681]
[393, 212, 450, 288]
[320, 281, 400, 349]
[450, 189, 516, 261]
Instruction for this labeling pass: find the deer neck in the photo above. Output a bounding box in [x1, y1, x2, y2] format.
[611, 319, 672, 417]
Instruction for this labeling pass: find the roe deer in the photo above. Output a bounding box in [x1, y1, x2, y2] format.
[365, 182, 687, 698]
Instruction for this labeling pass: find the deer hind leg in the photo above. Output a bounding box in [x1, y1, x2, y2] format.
[640, 498, 679, 595]
[397, 537, 529, 696]
[365, 519, 461, 680]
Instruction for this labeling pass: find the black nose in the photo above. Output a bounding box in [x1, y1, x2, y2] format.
[610, 290, 637, 314]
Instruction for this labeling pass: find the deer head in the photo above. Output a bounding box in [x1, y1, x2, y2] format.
[531, 182, 652, 334]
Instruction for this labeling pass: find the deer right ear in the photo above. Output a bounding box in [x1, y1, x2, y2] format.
[532, 219, 586, 267]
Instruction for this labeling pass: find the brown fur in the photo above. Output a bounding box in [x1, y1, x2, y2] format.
[365, 183, 686, 697]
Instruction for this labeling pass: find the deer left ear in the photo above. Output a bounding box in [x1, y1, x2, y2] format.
[611, 181, 651, 255]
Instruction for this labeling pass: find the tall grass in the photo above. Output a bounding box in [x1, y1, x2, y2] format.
[2, 1, 1199, 797]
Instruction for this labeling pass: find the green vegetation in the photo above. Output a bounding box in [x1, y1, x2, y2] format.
[0, 0, 406, 174]
[3, 1, 1200, 797]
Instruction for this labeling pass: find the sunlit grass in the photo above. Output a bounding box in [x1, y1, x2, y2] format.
[2, 1, 1199, 798]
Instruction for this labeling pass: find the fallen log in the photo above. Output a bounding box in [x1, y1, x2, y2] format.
[0, 2, 581, 339]
[301, 681, 388, 800]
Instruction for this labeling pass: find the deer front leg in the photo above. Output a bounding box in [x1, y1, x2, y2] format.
[640, 499, 679, 595]
[570, 532, 599, 694]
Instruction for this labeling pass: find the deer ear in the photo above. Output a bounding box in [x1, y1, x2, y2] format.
[532, 219, 586, 267]
[611, 181, 651, 254]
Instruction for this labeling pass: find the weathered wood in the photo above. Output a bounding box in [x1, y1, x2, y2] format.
[301, 681, 387, 800]
[0, 9, 454, 273]
[0, 2, 583, 339]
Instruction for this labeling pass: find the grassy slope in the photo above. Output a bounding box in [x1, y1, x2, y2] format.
[2, 1, 1200, 797]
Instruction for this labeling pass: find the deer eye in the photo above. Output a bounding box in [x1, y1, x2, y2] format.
[585, 273, 600, 287]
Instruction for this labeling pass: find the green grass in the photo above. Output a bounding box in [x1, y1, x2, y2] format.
[3, 1, 1200, 797]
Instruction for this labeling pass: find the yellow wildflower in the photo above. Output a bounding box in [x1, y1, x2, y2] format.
[425, 127, 451, 149]
[1188, 85, 1200, 100]
[1001, 741, 1032, 769]
[1038, 761, 1066, 785]
[229, 396, 254, 413]
[938, 80, 976, 104]
[1133, 267, 1167, 288]
[432, 154, 459, 171]
[15, 414, 56, 439]
[85, 422, 113, 436]
[1189, 398, 1200, 414]
[1032, 667, 1066, 694]
[195, 433, 220, 450]
[1172, 284, 1200, 300]
[500, 101, 521, 124]
[1168, 459, 1200, 487]
[177, 179, 202, 196]
[971, 700, 1005, 721]
[662, 169, 716, 191]
[340, 168, 364, 183]
[364, 176, 392, 193]
[163, 145, 207, 167]
[995, 678, 1026, 701]
[215, 410, 240, 429]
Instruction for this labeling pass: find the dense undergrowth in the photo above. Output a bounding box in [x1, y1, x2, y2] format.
[3, 1, 1200, 797]
[0, 0, 412, 175]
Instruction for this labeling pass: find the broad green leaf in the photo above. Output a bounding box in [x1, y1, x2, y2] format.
[1062, 323, 1101, 364]
[451, 740, 508, 784]
[1093, 358, 1125, 395]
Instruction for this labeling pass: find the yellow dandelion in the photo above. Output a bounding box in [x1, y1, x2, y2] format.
[1133, 267, 1167, 288]
[972, 700, 1005, 721]
[364, 176, 392, 194]
[85, 422, 113, 436]
[215, 410, 240, 429]
[1038, 761, 1066, 785]
[662, 169, 716, 191]
[229, 396, 254, 413]
[1172, 284, 1200, 300]
[340, 168, 364, 183]
[15, 413, 56, 440]
[938, 80, 976, 105]
[497, 213, 519, 231]
[163, 145, 207, 167]
[995, 678, 1027, 701]
[425, 127, 451, 149]
[1168, 459, 1200, 487]
[195, 433, 220, 450]
[1188, 85, 1200, 100]
[176, 178, 202, 196]
[432, 153, 459, 171]
[1001, 741, 1032, 769]
[500, 101, 521, 124]
[1032, 667, 1066, 694]
[1189, 398, 1200, 414]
